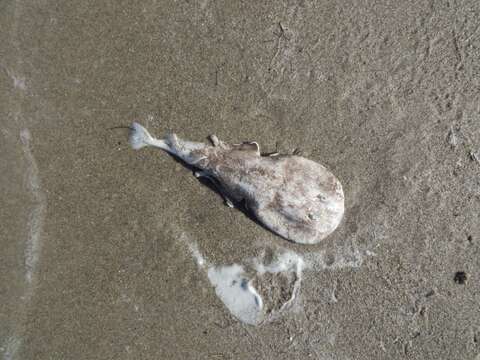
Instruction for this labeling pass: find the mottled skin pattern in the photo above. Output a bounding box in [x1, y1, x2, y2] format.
[130, 123, 344, 244]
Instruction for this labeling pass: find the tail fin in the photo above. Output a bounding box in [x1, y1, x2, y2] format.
[129, 122, 154, 150]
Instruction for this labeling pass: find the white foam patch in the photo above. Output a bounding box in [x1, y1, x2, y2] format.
[183, 237, 307, 325]
[207, 265, 263, 325]
[182, 234, 263, 325]
[178, 228, 374, 326]
[20, 128, 46, 285]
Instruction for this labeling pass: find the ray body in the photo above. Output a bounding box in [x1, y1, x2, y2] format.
[129, 123, 344, 244]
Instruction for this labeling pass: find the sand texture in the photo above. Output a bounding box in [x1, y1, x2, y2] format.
[1, 1, 480, 359]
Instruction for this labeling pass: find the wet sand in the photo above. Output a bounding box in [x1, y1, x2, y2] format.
[1, 1, 480, 359]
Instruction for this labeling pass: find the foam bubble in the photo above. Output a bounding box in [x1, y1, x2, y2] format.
[207, 264, 263, 325]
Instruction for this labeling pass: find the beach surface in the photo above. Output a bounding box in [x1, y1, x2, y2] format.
[1, 1, 479, 359]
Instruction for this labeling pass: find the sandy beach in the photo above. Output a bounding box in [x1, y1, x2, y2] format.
[1, 1, 479, 359]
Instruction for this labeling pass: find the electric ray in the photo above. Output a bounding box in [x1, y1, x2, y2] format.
[129, 123, 344, 244]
